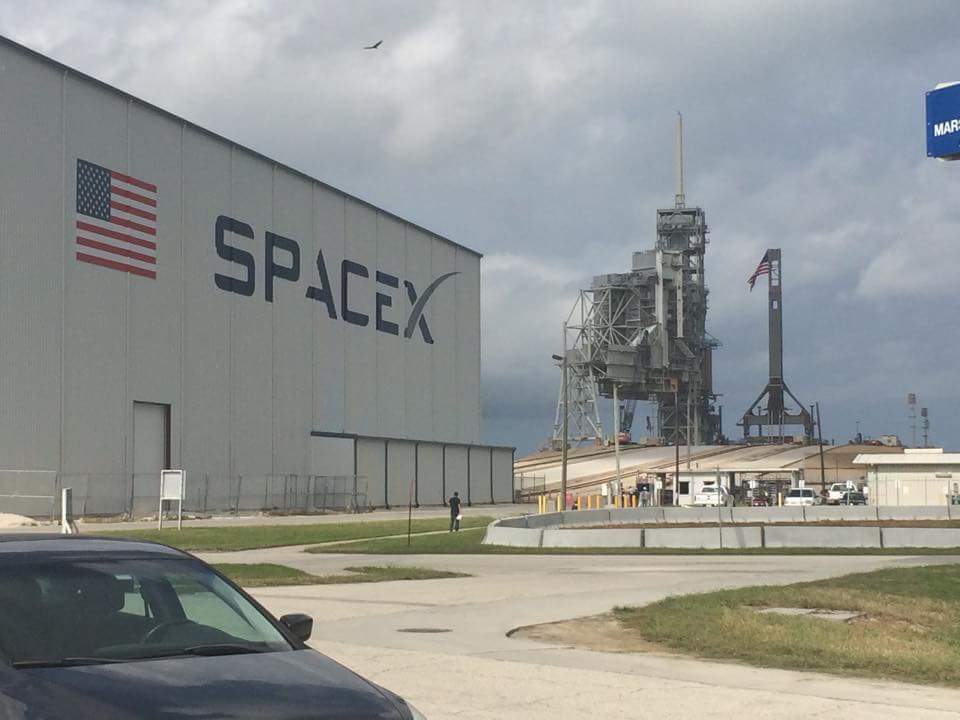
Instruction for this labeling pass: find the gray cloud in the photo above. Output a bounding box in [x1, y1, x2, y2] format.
[2, 0, 957, 454]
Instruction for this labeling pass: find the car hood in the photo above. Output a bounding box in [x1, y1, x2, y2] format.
[0, 649, 407, 720]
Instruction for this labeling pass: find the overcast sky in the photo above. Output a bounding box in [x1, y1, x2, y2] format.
[2, 0, 957, 455]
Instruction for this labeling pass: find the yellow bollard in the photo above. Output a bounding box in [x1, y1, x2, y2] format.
[587, 495, 593, 510]
[614, 495, 620, 508]
[632, 494, 638, 508]
[555, 495, 562, 512]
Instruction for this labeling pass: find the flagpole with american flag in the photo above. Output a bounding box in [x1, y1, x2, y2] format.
[747, 250, 771, 291]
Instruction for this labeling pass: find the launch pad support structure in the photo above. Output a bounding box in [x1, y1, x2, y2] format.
[739, 248, 814, 443]
[552, 115, 721, 449]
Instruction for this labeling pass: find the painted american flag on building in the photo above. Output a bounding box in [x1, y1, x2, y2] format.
[75, 159, 157, 279]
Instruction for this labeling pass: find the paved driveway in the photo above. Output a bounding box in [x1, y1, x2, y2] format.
[198, 549, 960, 719]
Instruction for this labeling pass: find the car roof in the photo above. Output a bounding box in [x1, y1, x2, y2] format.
[0, 534, 190, 560]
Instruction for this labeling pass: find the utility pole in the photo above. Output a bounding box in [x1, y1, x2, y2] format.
[674, 382, 680, 506]
[816, 402, 826, 493]
[552, 322, 569, 511]
[613, 383, 622, 493]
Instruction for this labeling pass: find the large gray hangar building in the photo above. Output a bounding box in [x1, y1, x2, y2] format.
[0, 36, 513, 516]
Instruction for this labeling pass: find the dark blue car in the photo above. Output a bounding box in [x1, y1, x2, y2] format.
[0, 535, 426, 719]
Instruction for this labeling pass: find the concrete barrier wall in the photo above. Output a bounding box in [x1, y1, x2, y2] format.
[804, 506, 879, 523]
[482, 524, 542, 547]
[645, 526, 762, 549]
[662, 507, 733, 524]
[542, 528, 643, 548]
[560, 509, 611, 526]
[881, 527, 960, 548]
[730, 507, 805, 523]
[608, 508, 665, 524]
[486, 516, 960, 549]
[765, 525, 881, 548]
[877, 506, 951, 522]
[523, 512, 564, 529]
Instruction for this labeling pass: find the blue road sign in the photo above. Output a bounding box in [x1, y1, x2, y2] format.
[926, 84, 960, 159]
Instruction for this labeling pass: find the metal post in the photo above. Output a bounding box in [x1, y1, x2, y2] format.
[816, 402, 826, 491]
[561, 324, 569, 510]
[716, 466, 722, 548]
[674, 387, 680, 506]
[61, 487, 77, 535]
[613, 383, 622, 491]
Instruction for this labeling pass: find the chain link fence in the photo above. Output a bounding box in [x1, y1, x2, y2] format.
[0, 470, 367, 520]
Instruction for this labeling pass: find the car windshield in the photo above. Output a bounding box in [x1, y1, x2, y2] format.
[0, 556, 292, 668]
[788, 489, 810, 497]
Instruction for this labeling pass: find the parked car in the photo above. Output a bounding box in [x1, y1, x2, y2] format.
[750, 494, 771, 507]
[692, 485, 731, 507]
[784, 487, 821, 506]
[838, 490, 867, 505]
[0, 535, 426, 719]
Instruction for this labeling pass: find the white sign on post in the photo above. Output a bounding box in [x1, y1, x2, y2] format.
[159, 469, 185, 530]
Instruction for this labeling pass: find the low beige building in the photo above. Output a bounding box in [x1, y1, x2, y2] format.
[854, 448, 960, 506]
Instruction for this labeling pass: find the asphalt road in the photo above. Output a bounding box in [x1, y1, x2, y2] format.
[197, 548, 960, 719]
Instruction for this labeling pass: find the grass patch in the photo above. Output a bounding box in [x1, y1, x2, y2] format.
[306, 527, 960, 555]
[103, 516, 492, 551]
[614, 564, 960, 686]
[214, 562, 469, 587]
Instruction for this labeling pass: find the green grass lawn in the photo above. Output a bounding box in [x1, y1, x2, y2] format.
[615, 564, 960, 686]
[102, 516, 492, 551]
[214, 562, 469, 587]
[306, 526, 960, 555]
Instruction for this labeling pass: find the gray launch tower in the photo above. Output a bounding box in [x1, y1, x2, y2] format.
[552, 115, 721, 447]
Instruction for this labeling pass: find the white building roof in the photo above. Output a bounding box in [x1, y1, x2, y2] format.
[853, 448, 960, 465]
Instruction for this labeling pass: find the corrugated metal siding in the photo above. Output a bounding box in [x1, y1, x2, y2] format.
[387, 440, 416, 507]
[468, 447, 492, 504]
[0, 49, 63, 471]
[444, 445, 469, 502]
[492, 448, 515, 502]
[0, 39, 507, 512]
[417, 443, 444, 505]
[357, 438, 386, 507]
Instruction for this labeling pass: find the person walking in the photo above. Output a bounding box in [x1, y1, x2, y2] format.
[448, 491, 462, 532]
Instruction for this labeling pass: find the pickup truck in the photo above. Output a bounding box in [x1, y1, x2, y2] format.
[692, 485, 730, 507]
[826, 483, 853, 504]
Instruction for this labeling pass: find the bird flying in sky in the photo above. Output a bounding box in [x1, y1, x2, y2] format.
[364, 41, 382, 50]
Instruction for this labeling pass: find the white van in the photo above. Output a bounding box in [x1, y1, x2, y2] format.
[784, 487, 820, 506]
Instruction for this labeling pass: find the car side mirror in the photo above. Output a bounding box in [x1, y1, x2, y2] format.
[280, 613, 313, 643]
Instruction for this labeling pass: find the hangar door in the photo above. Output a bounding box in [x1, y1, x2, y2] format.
[134, 402, 170, 489]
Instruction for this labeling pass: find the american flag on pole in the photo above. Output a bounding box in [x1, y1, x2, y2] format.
[75, 159, 157, 279]
[747, 250, 771, 291]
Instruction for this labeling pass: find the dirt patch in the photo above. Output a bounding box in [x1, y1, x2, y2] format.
[0, 512, 38, 529]
[510, 612, 663, 654]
